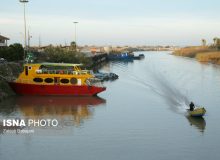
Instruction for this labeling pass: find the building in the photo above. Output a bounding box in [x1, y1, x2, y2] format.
[103, 46, 112, 53]
[0, 35, 9, 47]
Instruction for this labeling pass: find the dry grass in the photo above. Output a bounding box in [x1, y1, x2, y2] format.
[196, 52, 220, 64]
[173, 46, 213, 58]
[173, 46, 220, 64]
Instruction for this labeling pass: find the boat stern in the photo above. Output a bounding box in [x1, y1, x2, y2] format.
[189, 107, 206, 117]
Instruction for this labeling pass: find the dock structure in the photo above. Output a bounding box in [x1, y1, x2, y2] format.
[92, 53, 107, 65]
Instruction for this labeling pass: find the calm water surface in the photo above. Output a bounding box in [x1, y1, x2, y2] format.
[0, 51, 220, 160]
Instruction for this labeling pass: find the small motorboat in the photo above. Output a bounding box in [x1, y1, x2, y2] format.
[187, 107, 206, 117]
[94, 72, 119, 81]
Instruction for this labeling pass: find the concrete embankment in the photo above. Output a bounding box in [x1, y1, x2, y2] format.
[0, 62, 22, 102]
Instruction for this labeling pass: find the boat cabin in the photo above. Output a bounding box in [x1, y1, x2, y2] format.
[16, 63, 94, 86]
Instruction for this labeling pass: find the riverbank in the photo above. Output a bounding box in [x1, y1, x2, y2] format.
[173, 46, 220, 64]
[0, 62, 22, 102]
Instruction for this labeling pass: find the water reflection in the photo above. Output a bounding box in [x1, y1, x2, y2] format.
[186, 116, 206, 133]
[94, 61, 133, 73]
[0, 96, 106, 134]
[110, 60, 133, 67]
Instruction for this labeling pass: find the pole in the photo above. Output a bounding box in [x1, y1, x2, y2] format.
[28, 30, 30, 48]
[73, 22, 78, 51]
[28, 29, 32, 48]
[20, 0, 28, 61]
[39, 35, 41, 48]
[23, 2, 27, 50]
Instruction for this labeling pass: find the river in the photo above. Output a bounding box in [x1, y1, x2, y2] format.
[0, 51, 220, 160]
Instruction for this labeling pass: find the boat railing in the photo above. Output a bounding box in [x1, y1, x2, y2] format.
[36, 69, 92, 75]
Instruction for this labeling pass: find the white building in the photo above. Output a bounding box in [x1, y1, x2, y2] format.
[0, 35, 9, 47]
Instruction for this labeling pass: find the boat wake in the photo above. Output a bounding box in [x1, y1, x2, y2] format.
[149, 71, 190, 114]
[113, 62, 191, 114]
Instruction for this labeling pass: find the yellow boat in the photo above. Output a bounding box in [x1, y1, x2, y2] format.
[8, 63, 106, 96]
[188, 107, 206, 117]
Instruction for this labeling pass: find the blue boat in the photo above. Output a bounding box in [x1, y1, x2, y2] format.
[107, 52, 134, 61]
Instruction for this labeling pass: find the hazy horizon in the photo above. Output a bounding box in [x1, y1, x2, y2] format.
[1, 0, 220, 46]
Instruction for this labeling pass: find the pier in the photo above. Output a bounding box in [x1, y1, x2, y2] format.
[91, 53, 108, 65]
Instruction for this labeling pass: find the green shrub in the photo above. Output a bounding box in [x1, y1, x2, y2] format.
[0, 43, 24, 61]
[43, 46, 92, 67]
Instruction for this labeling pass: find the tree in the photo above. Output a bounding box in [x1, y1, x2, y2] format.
[217, 39, 220, 50]
[70, 41, 76, 51]
[8, 43, 24, 60]
[213, 37, 220, 49]
[213, 37, 218, 46]
[43, 45, 91, 66]
[0, 43, 24, 61]
[201, 39, 206, 47]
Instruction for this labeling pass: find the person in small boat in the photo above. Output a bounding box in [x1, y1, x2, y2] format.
[189, 102, 195, 111]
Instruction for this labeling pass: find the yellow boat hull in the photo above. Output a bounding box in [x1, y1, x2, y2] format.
[188, 107, 206, 117]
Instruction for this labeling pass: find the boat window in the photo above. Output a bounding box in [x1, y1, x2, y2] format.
[49, 70, 55, 74]
[36, 69, 42, 74]
[44, 78, 53, 83]
[60, 79, 69, 84]
[67, 70, 72, 75]
[42, 70, 48, 74]
[59, 70, 64, 74]
[70, 78, 77, 84]
[28, 66, 32, 70]
[33, 78, 43, 83]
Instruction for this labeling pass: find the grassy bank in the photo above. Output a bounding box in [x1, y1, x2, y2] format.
[173, 46, 220, 64]
[196, 52, 220, 64]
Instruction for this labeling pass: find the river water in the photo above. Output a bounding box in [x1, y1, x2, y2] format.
[0, 51, 220, 160]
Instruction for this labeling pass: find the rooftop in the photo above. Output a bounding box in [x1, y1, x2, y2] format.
[0, 35, 10, 40]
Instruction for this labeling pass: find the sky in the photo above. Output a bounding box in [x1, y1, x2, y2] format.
[1, 0, 220, 46]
